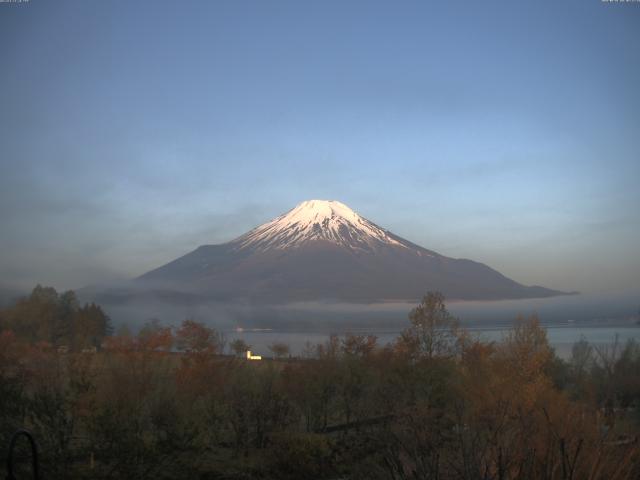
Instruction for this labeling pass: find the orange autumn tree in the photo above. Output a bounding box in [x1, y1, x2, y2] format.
[174, 319, 225, 397]
[452, 315, 611, 479]
[175, 319, 224, 354]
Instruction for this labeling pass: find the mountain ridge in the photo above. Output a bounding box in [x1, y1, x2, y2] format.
[133, 200, 571, 304]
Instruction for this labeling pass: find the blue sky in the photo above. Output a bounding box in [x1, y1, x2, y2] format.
[0, 0, 638, 294]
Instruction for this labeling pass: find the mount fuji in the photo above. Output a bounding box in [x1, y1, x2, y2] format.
[121, 199, 569, 304]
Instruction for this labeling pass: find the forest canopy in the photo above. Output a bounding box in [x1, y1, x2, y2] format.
[0, 290, 639, 479]
[0, 285, 112, 350]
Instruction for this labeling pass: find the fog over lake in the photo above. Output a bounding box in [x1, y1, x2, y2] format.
[98, 289, 640, 358]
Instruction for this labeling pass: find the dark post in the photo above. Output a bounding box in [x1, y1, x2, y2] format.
[5, 429, 39, 480]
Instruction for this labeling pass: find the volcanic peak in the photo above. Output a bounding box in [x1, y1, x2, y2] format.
[232, 199, 407, 252]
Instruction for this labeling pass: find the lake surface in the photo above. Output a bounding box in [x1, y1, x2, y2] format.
[227, 325, 640, 359]
[106, 287, 639, 328]
[102, 288, 640, 359]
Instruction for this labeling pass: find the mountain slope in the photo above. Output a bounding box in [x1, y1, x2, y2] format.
[135, 200, 569, 303]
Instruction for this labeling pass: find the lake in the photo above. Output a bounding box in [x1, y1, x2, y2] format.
[102, 288, 640, 358]
[227, 324, 640, 359]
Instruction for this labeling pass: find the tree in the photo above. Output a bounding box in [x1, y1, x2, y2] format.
[2, 285, 61, 343]
[0, 331, 29, 453]
[137, 319, 173, 352]
[56, 290, 79, 345]
[0, 285, 112, 350]
[175, 319, 224, 354]
[72, 302, 112, 350]
[341, 333, 377, 357]
[396, 292, 460, 360]
[268, 342, 290, 359]
[116, 323, 132, 338]
[230, 338, 250, 357]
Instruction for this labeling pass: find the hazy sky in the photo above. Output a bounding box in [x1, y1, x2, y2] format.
[1, 0, 639, 295]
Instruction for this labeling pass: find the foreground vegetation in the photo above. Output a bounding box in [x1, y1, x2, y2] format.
[1, 289, 639, 479]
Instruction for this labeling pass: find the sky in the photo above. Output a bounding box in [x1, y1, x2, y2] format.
[0, 0, 639, 295]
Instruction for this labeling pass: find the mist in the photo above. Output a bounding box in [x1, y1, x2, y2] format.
[82, 289, 640, 333]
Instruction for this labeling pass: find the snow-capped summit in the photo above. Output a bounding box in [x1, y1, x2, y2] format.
[233, 199, 405, 252]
